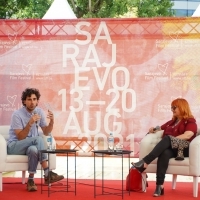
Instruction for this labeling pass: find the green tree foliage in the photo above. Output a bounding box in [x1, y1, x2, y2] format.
[68, 0, 174, 18]
[68, 0, 135, 18]
[0, 0, 53, 19]
[135, 0, 174, 17]
[0, 0, 174, 19]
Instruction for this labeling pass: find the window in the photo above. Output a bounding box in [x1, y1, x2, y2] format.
[172, 9, 196, 16]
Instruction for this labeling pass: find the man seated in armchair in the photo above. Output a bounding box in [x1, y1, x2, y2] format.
[7, 88, 64, 192]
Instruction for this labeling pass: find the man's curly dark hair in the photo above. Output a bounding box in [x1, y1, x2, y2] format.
[21, 88, 41, 106]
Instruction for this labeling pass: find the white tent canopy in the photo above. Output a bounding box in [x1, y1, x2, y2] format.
[192, 4, 200, 17]
[43, 0, 77, 19]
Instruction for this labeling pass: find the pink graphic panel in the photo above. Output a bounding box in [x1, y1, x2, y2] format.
[0, 18, 200, 157]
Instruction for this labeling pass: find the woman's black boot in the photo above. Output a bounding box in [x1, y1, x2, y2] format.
[131, 160, 146, 173]
[153, 185, 164, 197]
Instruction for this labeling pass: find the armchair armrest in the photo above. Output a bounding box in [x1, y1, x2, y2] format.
[189, 135, 200, 176]
[0, 134, 7, 165]
[139, 131, 163, 159]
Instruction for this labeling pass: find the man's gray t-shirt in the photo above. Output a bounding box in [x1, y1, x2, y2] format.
[8, 106, 47, 143]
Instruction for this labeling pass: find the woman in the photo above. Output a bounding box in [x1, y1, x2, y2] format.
[132, 98, 197, 197]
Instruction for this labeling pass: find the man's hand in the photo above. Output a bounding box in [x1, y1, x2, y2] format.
[47, 110, 54, 121]
[29, 113, 41, 126]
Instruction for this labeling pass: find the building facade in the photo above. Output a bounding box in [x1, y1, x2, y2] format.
[171, 0, 200, 16]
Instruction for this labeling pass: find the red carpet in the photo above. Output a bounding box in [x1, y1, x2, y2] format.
[0, 178, 199, 200]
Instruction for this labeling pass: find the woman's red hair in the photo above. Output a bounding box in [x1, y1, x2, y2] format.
[171, 98, 194, 120]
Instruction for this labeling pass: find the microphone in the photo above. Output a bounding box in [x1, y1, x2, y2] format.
[153, 126, 160, 131]
[33, 110, 38, 125]
[146, 126, 160, 135]
[33, 110, 39, 135]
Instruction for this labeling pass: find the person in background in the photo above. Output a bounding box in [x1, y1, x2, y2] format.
[7, 88, 64, 192]
[132, 98, 197, 197]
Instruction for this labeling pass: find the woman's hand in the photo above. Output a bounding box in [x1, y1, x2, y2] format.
[176, 131, 194, 140]
[149, 126, 161, 134]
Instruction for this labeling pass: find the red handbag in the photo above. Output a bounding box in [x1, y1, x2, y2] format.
[126, 167, 148, 192]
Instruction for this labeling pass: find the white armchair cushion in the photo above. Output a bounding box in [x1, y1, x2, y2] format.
[139, 131, 163, 160]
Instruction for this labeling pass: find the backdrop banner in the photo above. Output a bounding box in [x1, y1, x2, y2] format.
[0, 18, 200, 157]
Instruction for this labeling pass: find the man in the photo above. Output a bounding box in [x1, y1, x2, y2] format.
[7, 88, 64, 192]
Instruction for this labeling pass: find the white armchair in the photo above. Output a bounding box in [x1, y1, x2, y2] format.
[0, 125, 56, 191]
[139, 130, 200, 197]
